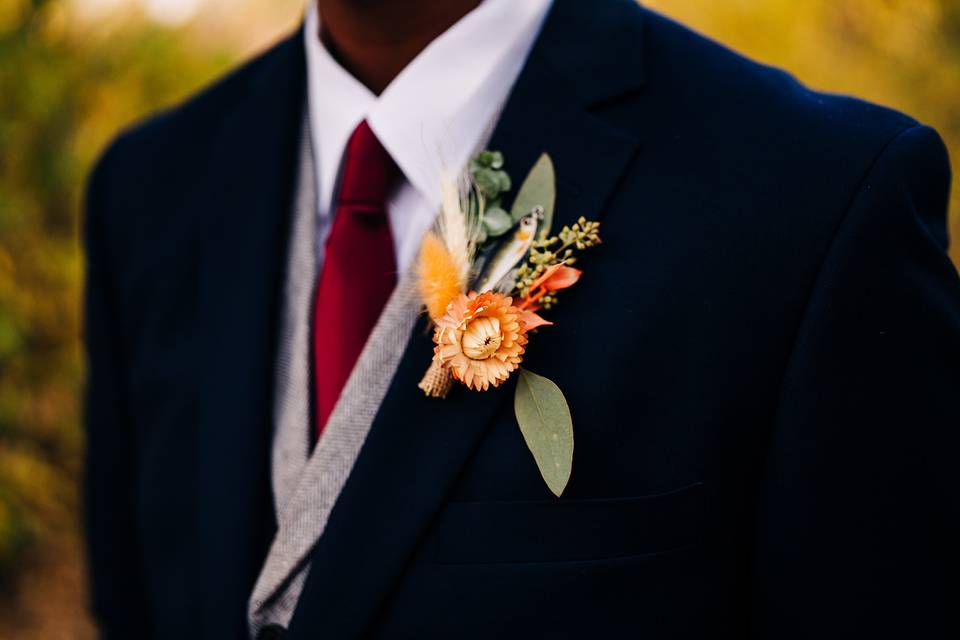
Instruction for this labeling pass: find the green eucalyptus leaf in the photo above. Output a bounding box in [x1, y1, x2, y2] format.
[496, 171, 512, 192]
[476, 150, 498, 168]
[474, 169, 499, 199]
[510, 153, 556, 235]
[514, 368, 573, 497]
[482, 206, 512, 236]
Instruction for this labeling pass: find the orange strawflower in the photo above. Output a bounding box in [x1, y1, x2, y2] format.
[433, 291, 529, 391]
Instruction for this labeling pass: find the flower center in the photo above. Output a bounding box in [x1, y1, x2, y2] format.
[460, 316, 503, 360]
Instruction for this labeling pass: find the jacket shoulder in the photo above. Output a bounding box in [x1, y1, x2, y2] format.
[606, 7, 950, 293]
[638, 8, 920, 157]
[89, 31, 300, 206]
[85, 31, 302, 272]
[625, 7, 951, 244]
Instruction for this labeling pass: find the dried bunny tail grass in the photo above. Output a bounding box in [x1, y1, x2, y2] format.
[438, 171, 482, 284]
[416, 230, 465, 320]
[417, 168, 484, 320]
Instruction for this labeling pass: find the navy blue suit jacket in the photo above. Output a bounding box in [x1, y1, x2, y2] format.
[83, 1, 959, 638]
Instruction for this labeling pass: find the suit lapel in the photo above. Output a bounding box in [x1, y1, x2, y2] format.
[286, 1, 646, 637]
[192, 30, 307, 637]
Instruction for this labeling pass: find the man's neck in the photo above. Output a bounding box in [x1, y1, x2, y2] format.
[315, 0, 482, 95]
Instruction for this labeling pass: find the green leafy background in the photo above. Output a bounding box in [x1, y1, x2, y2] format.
[0, 0, 956, 636]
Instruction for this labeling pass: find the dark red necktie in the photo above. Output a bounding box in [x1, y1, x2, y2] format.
[312, 120, 399, 437]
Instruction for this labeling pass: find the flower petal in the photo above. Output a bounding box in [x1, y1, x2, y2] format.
[542, 265, 582, 291]
[520, 310, 553, 330]
[529, 263, 564, 290]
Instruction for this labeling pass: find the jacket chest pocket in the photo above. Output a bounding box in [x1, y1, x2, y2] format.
[430, 482, 705, 565]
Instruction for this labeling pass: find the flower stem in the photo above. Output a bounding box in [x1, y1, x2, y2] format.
[519, 285, 547, 310]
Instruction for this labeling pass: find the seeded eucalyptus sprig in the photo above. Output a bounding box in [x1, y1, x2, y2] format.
[512, 217, 601, 310]
[468, 150, 513, 243]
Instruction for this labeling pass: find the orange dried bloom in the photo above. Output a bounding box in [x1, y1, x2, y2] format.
[432, 291, 528, 391]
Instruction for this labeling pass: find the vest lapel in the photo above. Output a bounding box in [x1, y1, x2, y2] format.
[249, 275, 424, 634]
[284, 1, 647, 637]
[270, 117, 316, 515]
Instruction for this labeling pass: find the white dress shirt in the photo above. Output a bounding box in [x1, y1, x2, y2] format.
[303, 0, 553, 274]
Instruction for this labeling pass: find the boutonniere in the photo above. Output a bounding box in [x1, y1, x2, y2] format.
[415, 151, 601, 497]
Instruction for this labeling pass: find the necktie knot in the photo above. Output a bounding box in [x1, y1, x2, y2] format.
[336, 119, 400, 209]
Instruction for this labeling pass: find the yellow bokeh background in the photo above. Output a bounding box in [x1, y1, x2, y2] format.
[0, 1, 956, 636]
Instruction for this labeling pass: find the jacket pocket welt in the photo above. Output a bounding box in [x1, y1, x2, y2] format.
[432, 482, 705, 565]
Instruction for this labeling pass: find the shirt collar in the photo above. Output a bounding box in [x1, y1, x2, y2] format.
[304, 0, 553, 216]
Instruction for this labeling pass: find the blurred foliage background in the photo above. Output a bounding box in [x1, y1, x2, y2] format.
[0, 0, 956, 637]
